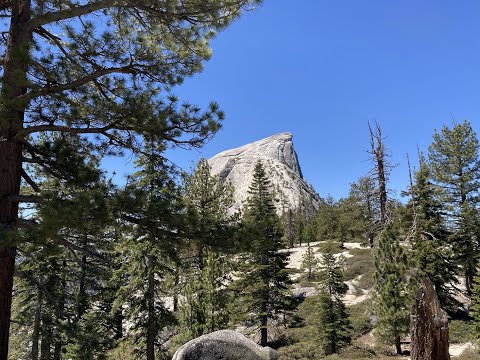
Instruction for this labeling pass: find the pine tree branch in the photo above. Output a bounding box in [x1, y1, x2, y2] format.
[21, 168, 40, 192]
[14, 269, 72, 318]
[57, 238, 106, 260]
[26, 0, 117, 31]
[19, 66, 137, 101]
[9, 194, 43, 203]
[18, 123, 121, 138]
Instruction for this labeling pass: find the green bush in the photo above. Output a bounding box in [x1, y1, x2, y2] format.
[356, 271, 374, 289]
[337, 344, 376, 359]
[277, 342, 320, 360]
[349, 301, 373, 338]
[317, 241, 343, 254]
[344, 248, 374, 282]
[106, 340, 136, 360]
[450, 320, 476, 343]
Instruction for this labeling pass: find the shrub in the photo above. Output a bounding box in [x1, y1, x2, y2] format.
[338, 344, 376, 359]
[349, 301, 373, 338]
[450, 320, 476, 343]
[277, 342, 320, 360]
[317, 241, 343, 254]
[344, 248, 374, 282]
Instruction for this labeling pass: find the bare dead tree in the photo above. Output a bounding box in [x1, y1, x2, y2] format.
[368, 121, 395, 228]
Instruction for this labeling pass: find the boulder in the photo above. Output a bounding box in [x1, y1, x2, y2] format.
[172, 330, 278, 360]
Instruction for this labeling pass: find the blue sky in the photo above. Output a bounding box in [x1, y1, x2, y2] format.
[109, 0, 480, 200]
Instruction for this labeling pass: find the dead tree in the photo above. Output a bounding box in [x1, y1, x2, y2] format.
[368, 121, 390, 226]
[411, 277, 450, 360]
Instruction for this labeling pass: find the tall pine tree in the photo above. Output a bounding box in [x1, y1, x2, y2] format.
[428, 120, 480, 294]
[114, 151, 180, 360]
[177, 159, 235, 342]
[316, 250, 351, 355]
[0, 1, 260, 357]
[373, 223, 411, 355]
[235, 161, 293, 347]
[408, 159, 457, 310]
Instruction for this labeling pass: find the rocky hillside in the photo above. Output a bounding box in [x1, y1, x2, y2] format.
[208, 132, 321, 213]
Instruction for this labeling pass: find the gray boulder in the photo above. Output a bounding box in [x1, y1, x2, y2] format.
[172, 330, 278, 360]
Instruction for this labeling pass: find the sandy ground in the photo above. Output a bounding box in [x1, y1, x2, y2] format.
[288, 242, 371, 305]
[344, 275, 371, 306]
[449, 342, 475, 357]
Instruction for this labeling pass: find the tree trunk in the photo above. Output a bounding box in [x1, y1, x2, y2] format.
[395, 335, 402, 355]
[173, 265, 180, 312]
[32, 288, 43, 360]
[53, 342, 61, 360]
[77, 234, 88, 319]
[147, 254, 156, 360]
[411, 277, 450, 360]
[260, 249, 268, 347]
[114, 310, 123, 340]
[288, 208, 294, 248]
[0, 1, 31, 358]
[40, 323, 51, 360]
[260, 299, 268, 347]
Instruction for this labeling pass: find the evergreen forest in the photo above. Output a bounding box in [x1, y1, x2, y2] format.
[1, 1, 480, 360]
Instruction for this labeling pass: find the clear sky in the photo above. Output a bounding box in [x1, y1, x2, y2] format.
[108, 0, 480, 200]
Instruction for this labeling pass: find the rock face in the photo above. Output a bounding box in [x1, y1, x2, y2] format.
[172, 330, 278, 360]
[208, 133, 321, 214]
[411, 277, 450, 360]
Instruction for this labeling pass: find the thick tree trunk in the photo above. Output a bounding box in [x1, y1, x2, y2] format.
[147, 254, 156, 360]
[0, 1, 31, 359]
[411, 278, 450, 360]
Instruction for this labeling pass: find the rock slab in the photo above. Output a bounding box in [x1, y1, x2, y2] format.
[208, 132, 321, 214]
[172, 330, 277, 360]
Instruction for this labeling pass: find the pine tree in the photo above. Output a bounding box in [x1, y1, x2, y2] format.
[0, 1, 260, 357]
[182, 158, 235, 267]
[409, 160, 458, 310]
[373, 223, 410, 355]
[471, 275, 480, 336]
[348, 176, 379, 247]
[451, 204, 480, 295]
[301, 244, 319, 280]
[9, 155, 119, 360]
[305, 197, 341, 244]
[236, 161, 293, 347]
[114, 152, 180, 360]
[428, 120, 480, 294]
[177, 159, 234, 342]
[316, 249, 351, 355]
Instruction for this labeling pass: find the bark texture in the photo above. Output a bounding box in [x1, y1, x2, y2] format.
[0, 1, 31, 358]
[411, 278, 450, 360]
